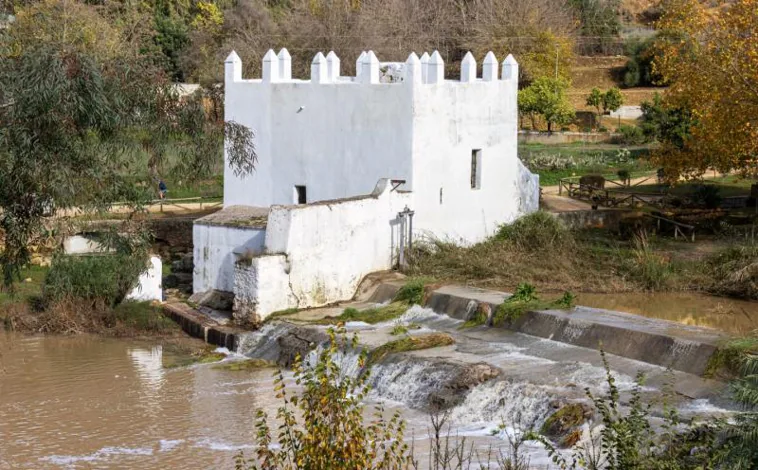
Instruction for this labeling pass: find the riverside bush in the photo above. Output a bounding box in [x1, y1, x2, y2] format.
[495, 211, 575, 253]
[234, 326, 412, 470]
[705, 245, 758, 300]
[43, 253, 147, 307]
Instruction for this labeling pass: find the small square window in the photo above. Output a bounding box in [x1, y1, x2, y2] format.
[471, 149, 482, 190]
[294, 185, 307, 204]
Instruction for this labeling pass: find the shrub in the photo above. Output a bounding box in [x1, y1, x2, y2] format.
[394, 279, 426, 305]
[234, 327, 412, 470]
[43, 253, 147, 307]
[495, 211, 575, 253]
[705, 245, 758, 300]
[616, 124, 647, 145]
[625, 233, 672, 290]
[692, 184, 722, 209]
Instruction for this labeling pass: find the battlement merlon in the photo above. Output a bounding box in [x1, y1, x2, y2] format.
[224, 49, 519, 88]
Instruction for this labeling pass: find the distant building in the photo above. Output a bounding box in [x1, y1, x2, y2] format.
[193, 48, 539, 323]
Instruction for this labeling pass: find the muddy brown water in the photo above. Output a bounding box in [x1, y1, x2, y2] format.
[0, 333, 267, 469]
[577, 292, 758, 336]
[0, 332, 528, 469]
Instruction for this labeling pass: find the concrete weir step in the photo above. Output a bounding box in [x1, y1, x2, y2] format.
[163, 303, 242, 351]
[386, 284, 728, 377]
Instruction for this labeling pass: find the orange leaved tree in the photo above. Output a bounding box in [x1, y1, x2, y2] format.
[652, 0, 758, 178]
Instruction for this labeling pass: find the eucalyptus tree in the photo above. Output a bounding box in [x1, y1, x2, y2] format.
[0, 0, 255, 287]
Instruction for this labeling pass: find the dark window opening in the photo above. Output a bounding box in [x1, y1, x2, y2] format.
[471, 149, 482, 189]
[295, 185, 307, 204]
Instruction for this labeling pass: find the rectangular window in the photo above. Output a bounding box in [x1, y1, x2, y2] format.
[471, 149, 482, 189]
[294, 185, 307, 204]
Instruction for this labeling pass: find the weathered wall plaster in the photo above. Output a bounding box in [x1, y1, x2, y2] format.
[231, 179, 411, 321]
[192, 224, 266, 293]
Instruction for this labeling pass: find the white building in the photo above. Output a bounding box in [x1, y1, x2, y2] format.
[193, 49, 539, 323]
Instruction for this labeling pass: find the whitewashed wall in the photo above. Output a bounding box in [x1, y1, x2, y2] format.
[126, 256, 163, 302]
[193, 224, 266, 293]
[224, 53, 414, 207]
[410, 60, 538, 242]
[232, 179, 411, 321]
[223, 49, 538, 245]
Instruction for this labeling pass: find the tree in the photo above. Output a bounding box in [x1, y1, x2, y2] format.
[652, 0, 758, 178]
[602, 87, 623, 114]
[622, 36, 662, 88]
[518, 87, 539, 130]
[524, 77, 575, 132]
[586, 87, 604, 129]
[0, 0, 256, 287]
[639, 93, 692, 147]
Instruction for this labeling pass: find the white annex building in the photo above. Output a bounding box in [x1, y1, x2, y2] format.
[193, 48, 539, 323]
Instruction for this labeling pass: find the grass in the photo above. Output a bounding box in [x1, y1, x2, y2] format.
[0, 265, 48, 308]
[706, 336, 758, 378]
[519, 143, 654, 187]
[318, 302, 408, 325]
[367, 333, 455, 366]
[112, 301, 178, 333]
[407, 211, 743, 297]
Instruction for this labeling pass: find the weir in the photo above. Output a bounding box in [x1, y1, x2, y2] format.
[164, 279, 729, 377]
[162, 280, 734, 462]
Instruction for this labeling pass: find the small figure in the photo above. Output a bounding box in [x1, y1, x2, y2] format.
[158, 179, 168, 199]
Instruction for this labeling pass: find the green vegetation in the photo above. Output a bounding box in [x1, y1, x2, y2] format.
[112, 301, 178, 333]
[586, 87, 624, 130]
[519, 77, 575, 133]
[0, 1, 256, 288]
[264, 308, 301, 323]
[0, 265, 48, 308]
[492, 283, 575, 325]
[408, 210, 758, 299]
[234, 327, 412, 469]
[622, 36, 660, 88]
[321, 302, 409, 325]
[622, 233, 673, 291]
[520, 144, 653, 186]
[705, 245, 758, 300]
[540, 403, 587, 445]
[390, 324, 409, 336]
[393, 278, 426, 305]
[43, 254, 148, 307]
[495, 211, 575, 252]
[367, 333, 455, 366]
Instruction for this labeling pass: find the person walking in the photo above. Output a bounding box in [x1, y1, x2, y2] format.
[158, 179, 168, 199]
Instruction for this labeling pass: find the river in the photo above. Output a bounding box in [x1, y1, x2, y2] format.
[0, 301, 740, 469]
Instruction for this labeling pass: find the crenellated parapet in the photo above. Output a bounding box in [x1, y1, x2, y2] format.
[224, 48, 519, 87]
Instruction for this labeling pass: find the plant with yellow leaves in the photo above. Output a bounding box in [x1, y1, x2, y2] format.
[652, 0, 758, 179]
[234, 326, 413, 470]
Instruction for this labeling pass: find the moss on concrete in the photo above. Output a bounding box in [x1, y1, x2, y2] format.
[368, 333, 455, 366]
[540, 403, 587, 441]
[318, 302, 409, 325]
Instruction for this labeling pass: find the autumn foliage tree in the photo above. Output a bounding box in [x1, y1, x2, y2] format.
[652, 0, 758, 178]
